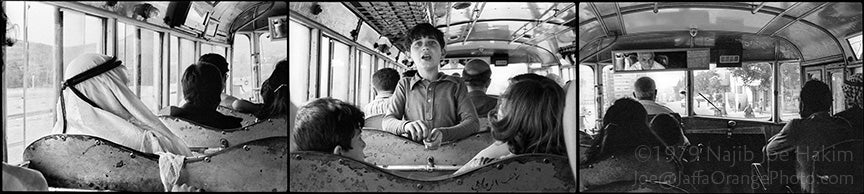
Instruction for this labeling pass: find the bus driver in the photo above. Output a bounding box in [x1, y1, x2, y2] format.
[626, 52, 665, 70]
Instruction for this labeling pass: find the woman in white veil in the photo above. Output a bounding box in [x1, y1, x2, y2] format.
[50, 53, 192, 156]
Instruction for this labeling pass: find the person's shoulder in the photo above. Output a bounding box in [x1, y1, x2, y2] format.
[365, 98, 387, 107]
[835, 107, 863, 118]
[2, 163, 48, 190]
[442, 74, 466, 85]
[482, 94, 498, 102]
[208, 113, 243, 129]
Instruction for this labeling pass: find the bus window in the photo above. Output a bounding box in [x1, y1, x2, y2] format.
[140, 29, 160, 113]
[358, 52, 372, 107]
[330, 39, 351, 101]
[780, 62, 801, 122]
[602, 64, 687, 115]
[201, 43, 213, 55]
[180, 38, 195, 73]
[116, 22, 137, 91]
[829, 70, 845, 115]
[486, 63, 529, 95]
[561, 66, 576, 83]
[178, 38, 195, 103]
[318, 36, 331, 97]
[692, 62, 774, 120]
[259, 32, 288, 86]
[550, 66, 562, 86]
[4, 1, 59, 164]
[289, 20, 311, 105]
[63, 10, 104, 66]
[579, 64, 597, 135]
[168, 35, 180, 106]
[212, 45, 226, 60]
[231, 34, 254, 101]
[378, 58, 386, 72]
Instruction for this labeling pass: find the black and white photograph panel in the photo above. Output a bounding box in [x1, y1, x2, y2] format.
[578, 2, 863, 193]
[2, 1, 287, 192]
[289, 2, 578, 192]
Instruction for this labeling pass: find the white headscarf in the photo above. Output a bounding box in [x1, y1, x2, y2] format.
[50, 53, 193, 156]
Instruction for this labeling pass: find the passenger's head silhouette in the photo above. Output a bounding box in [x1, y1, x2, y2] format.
[585, 97, 664, 164]
[293, 98, 366, 162]
[649, 113, 689, 147]
[198, 53, 229, 81]
[182, 63, 224, 108]
[491, 76, 566, 156]
[633, 76, 657, 100]
[800, 80, 832, 118]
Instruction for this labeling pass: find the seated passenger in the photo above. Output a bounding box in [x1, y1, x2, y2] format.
[508, 73, 546, 84]
[292, 98, 366, 162]
[453, 77, 566, 175]
[381, 23, 479, 142]
[462, 59, 498, 117]
[172, 63, 243, 129]
[50, 53, 192, 156]
[649, 113, 690, 147]
[363, 68, 400, 118]
[579, 98, 673, 191]
[198, 53, 260, 113]
[254, 60, 289, 121]
[649, 114, 695, 163]
[633, 77, 675, 115]
[764, 80, 856, 193]
[2, 163, 48, 191]
[836, 73, 863, 136]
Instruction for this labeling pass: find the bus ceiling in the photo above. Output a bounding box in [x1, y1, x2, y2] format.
[578, 2, 863, 65]
[319, 2, 578, 66]
[44, 1, 287, 46]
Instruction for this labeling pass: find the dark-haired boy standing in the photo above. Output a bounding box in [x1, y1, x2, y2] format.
[382, 23, 479, 144]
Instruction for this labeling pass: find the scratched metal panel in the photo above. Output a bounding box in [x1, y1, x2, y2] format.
[159, 116, 288, 148]
[23, 134, 164, 191]
[361, 129, 495, 166]
[290, 151, 576, 192]
[216, 106, 258, 126]
[185, 136, 288, 192]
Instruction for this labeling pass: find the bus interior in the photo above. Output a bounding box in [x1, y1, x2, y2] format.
[579, 2, 862, 193]
[3, 1, 287, 191]
[289, 2, 579, 192]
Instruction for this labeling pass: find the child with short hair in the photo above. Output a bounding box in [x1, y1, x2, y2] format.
[292, 98, 366, 161]
[381, 23, 479, 144]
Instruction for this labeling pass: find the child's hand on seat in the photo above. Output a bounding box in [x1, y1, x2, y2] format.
[424, 128, 442, 150]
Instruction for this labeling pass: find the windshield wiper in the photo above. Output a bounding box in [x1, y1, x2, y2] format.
[698, 92, 724, 116]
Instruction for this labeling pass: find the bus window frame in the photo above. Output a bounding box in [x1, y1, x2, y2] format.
[845, 31, 863, 61]
[289, 12, 405, 103]
[230, 32, 254, 101]
[593, 59, 803, 125]
[826, 64, 846, 115]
